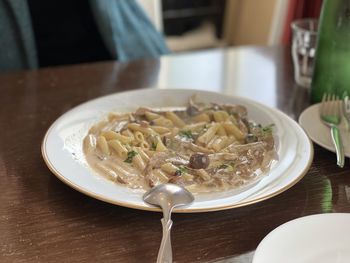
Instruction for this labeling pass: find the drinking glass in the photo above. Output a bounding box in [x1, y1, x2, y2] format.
[291, 19, 318, 89]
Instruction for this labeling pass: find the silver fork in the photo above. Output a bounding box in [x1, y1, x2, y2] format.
[343, 95, 350, 131]
[320, 94, 345, 168]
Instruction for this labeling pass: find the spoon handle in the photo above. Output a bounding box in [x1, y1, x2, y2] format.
[157, 218, 173, 263]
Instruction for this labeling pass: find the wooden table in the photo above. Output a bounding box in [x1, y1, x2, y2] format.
[1, 46, 349, 263]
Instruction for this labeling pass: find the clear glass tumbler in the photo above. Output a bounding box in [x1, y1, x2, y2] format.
[291, 19, 318, 89]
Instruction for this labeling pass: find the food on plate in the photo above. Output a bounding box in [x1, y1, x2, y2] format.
[83, 95, 277, 193]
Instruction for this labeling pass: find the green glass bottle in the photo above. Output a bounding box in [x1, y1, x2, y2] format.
[311, 0, 350, 102]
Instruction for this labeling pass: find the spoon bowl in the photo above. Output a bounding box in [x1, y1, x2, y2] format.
[143, 184, 194, 263]
[143, 183, 194, 212]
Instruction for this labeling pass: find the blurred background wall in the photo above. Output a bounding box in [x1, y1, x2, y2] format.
[137, 0, 322, 52]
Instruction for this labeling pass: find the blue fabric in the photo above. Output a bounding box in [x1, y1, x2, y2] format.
[89, 0, 169, 62]
[0, 0, 38, 71]
[0, 0, 169, 72]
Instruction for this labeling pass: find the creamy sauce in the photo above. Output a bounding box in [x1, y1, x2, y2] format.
[83, 99, 277, 193]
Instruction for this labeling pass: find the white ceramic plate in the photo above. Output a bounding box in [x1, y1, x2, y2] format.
[253, 213, 350, 263]
[42, 88, 313, 212]
[299, 103, 350, 157]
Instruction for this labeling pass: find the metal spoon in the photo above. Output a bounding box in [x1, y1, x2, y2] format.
[143, 184, 194, 263]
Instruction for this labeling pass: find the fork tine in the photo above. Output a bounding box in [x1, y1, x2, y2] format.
[343, 95, 350, 132]
[347, 98, 350, 111]
[336, 95, 341, 117]
[321, 93, 342, 119]
[331, 94, 336, 116]
[345, 96, 350, 110]
[332, 94, 339, 117]
[321, 93, 326, 115]
[319, 92, 344, 167]
[326, 93, 330, 115]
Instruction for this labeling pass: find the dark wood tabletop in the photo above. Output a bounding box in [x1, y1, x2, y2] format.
[1, 46, 349, 263]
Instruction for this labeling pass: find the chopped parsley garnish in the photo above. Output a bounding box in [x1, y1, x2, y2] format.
[174, 165, 187, 176]
[262, 124, 275, 135]
[218, 163, 235, 172]
[179, 130, 194, 139]
[179, 165, 187, 173]
[218, 164, 228, 169]
[203, 106, 213, 111]
[202, 124, 208, 132]
[151, 142, 157, 151]
[124, 150, 138, 163]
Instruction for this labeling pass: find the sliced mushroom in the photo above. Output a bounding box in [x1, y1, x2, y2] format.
[189, 153, 210, 169]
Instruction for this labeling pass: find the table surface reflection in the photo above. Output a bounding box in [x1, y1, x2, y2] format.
[0, 46, 349, 263]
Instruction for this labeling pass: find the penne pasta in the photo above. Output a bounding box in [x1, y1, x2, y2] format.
[182, 172, 194, 181]
[121, 129, 135, 139]
[197, 123, 220, 145]
[149, 125, 170, 134]
[196, 169, 211, 181]
[134, 131, 145, 142]
[192, 113, 211, 123]
[108, 140, 128, 159]
[151, 117, 174, 128]
[145, 111, 161, 121]
[128, 123, 155, 135]
[95, 163, 118, 182]
[101, 131, 133, 144]
[97, 160, 138, 183]
[183, 122, 207, 132]
[160, 162, 178, 175]
[211, 136, 228, 151]
[132, 153, 146, 171]
[96, 136, 110, 155]
[188, 142, 214, 154]
[84, 96, 276, 194]
[83, 134, 96, 152]
[213, 111, 229, 122]
[100, 130, 118, 140]
[136, 147, 150, 162]
[207, 135, 219, 149]
[222, 122, 245, 140]
[139, 140, 150, 150]
[107, 112, 129, 121]
[222, 136, 237, 148]
[217, 125, 227, 136]
[151, 169, 170, 183]
[155, 137, 167, 152]
[165, 111, 186, 128]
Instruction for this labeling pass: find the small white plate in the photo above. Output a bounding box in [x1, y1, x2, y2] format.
[253, 213, 350, 263]
[42, 88, 313, 212]
[299, 103, 350, 157]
